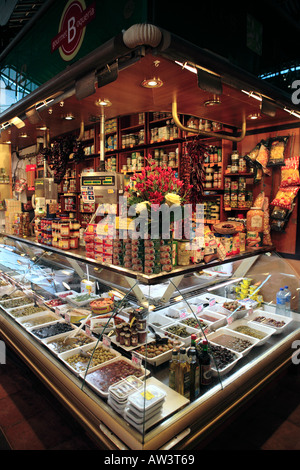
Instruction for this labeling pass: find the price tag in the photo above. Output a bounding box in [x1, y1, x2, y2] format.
[131, 351, 142, 367]
[227, 315, 234, 325]
[85, 325, 92, 337]
[209, 298, 216, 307]
[64, 312, 71, 323]
[197, 304, 204, 313]
[102, 334, 111, 348]
[179, 310, 188, 318]
[248, 307, 253, 316]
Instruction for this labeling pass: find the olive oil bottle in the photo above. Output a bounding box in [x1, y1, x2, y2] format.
[168, 349, 179, 390]
[189, 347, 200, 400]
[177, 347, 190, 399]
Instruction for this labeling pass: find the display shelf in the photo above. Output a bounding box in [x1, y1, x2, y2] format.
[0, 238, 299, 450]
[0, 231, 276, 285]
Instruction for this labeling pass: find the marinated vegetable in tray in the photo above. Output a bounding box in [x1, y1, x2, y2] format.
[64, 345, 117, 372]
[85, 359, 144, 393]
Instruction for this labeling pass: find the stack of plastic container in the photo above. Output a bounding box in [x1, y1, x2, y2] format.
[124, 384, 166, 432]
[108, 376, 143, 415]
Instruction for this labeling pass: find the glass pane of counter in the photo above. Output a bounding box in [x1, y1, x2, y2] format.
[0, 237, 299, 448]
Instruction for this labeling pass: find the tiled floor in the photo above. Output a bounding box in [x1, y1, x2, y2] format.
[1, 346, 300, 450]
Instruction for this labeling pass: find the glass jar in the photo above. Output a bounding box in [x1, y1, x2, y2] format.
[60, 218, 70, 237]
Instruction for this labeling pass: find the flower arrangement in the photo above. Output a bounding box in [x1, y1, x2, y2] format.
[125, 158, 192, 211]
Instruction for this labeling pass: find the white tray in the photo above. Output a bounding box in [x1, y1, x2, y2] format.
[6, 305, 48, 319]
[17, 311, 60, 329]
[66, 292, 100, 307]
[207, 327, 259, 357]
[29, 320, 76, 342]
[247, 310, 292, 335]
[131, 340, 184, 367]
[161, 323, 199, 346]
[197, 310, 228, 330]
[210, 344, 242, 377]
[81, 356, 149, 398]
[58, 342, 121, 376]
[225, 318, 276, 346]
[43, 330, 98, 355]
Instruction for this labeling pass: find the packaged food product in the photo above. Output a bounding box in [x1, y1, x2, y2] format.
[280, 156, 300, 187]
[270, 186, 299, 210]
[253, 191, 265, 210]
[262, 197, 272, 246]
[268, 136, 289, 166]
[256, 141, 271, 175]
[245, 143, 260, 163]
[246, 207, 264, 247]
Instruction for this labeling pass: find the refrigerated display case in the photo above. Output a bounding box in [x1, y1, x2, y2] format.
[0, 233, 299, 450]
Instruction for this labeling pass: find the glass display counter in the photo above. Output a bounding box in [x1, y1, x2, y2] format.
[0, 233, 299, 450]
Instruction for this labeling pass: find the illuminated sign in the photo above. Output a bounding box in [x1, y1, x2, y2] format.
[51, 0, 96, 61]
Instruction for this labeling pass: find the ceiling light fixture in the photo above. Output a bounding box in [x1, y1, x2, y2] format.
[247, 113, 260, 120]
[241, 90, 262, 101]
[141, 78, 163, 88]
[20, 133, 28, 138]
[95, 98, 112, 107]
[204, 95, 222, 106]
[284, 107, 300, 119]
[10, 117, 25, 129]
[63, 114, 75, 120]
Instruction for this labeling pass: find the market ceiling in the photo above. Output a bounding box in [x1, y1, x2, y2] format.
[1, 3, 300, 150]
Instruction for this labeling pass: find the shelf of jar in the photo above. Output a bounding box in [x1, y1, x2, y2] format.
[224, 207, 250, 211]
[225, 172, 253, 177]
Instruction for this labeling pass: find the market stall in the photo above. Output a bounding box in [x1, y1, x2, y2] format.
[0, 0, 300, 450]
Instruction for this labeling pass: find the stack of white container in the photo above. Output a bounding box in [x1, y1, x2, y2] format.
[124, 384, 166, 432]
[108, 379, 166, 433]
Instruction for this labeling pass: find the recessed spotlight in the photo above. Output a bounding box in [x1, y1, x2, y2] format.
[63, 114, 75, 120]
[247, 113, 260, 120]
[95, 98, 112, 107]
[141, 78, 163, 88]
[204, 95, 221, 107]
[20, 133, 28, 138]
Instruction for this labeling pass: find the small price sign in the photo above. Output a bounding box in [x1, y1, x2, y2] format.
[227, 315, 234, 325]
[102, 335, 111, 348]
[131, 351, 142, 367]
[209, 298, 216, 307]
[197, 304, 204, 314]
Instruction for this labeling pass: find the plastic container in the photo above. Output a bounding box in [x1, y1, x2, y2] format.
[284, 286, 291, 312]
[275, 288, 286, 315]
